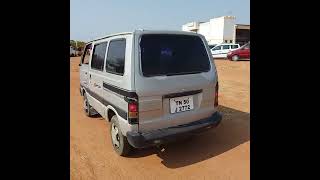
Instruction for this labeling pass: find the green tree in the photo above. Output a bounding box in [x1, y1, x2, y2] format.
[70, 40, 86, 51]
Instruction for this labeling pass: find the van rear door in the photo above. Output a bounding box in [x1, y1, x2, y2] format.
[80, 44, 92, 90]
[134, 34, 218, 133]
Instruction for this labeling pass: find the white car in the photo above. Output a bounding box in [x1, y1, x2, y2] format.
[211, 43, 240, 58]
[70, 46, 76, 56]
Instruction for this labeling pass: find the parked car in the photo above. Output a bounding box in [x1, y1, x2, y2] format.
[208, 44, 217, 49]
[210, 43, 240, 59]
[76, 50, 83, 56]
[79, 30, 222, 156]
[70, 46, 76, 57]
[227, 42, 250, 61]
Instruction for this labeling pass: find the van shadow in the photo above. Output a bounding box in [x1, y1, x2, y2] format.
[89, 113, 104, 119]
[127, 105, 250, 169]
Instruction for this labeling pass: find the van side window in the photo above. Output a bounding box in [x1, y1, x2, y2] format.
[222, 45, 230, 50]
[105, 39, 126, 75]
[91, 42, 108, 71]
[81, 44, 92, 64]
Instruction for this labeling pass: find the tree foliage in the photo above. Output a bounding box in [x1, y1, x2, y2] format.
[70, 40, 86, 51]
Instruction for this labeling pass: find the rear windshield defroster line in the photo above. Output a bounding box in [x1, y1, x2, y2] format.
[140, 34, 211, 77]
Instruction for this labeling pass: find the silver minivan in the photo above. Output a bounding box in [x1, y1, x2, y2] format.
[79, 30, 222, 156]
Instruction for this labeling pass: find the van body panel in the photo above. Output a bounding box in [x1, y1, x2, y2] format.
[80, 64, 89, 89]
[80, 30, 220, 142]
[79, 43, 92, 91]
[84, 34, 139, 133]
[133, 31, 218, 133]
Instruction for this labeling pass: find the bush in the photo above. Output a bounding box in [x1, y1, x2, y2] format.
[70, 40, 86, 51]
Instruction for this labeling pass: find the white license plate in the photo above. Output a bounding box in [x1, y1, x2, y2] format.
[170, 96, 194, 114]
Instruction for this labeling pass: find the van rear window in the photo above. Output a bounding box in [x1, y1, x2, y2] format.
[140, 34, 210, 77]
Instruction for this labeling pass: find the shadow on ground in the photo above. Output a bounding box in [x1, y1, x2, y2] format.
[128, 105, 250, 169]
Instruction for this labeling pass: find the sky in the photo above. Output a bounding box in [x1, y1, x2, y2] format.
[70, 0, 250, 41]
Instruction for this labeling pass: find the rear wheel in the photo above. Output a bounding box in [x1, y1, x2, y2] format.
[231, 55, 239, 61]
[110, 115, 132, 156]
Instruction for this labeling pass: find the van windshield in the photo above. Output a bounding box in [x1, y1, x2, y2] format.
[140, 34, 211, 77]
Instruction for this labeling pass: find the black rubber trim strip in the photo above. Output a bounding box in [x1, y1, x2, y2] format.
[163, 89, 202, 99]
[103, 82, 138, 98]
[84, 87, 128, 120]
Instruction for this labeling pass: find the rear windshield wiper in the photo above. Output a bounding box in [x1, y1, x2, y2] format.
[165, 71, 204, 76]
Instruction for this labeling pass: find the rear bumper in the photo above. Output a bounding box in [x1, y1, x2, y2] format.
[126, 111, 222, 148]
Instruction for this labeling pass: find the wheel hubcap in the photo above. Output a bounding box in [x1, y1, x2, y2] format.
[111, 123, 120, 148]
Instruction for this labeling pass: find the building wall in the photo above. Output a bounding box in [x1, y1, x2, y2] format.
[207, 17, 225, 44]
[234, 24, 250, 45]
[182, 16, 246, 45]
[198, 22, 210, 37]
[223, 16, 236, 43]
[182, 22, 199, 32]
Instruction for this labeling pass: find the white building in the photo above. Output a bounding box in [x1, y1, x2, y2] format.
[182, 16, 250, 46]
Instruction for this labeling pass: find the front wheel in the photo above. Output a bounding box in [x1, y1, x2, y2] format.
[231, 55, 239, 61]
[110, 116, 132, 156]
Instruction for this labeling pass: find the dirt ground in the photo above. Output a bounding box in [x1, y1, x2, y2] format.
[70, 57, 250, 180]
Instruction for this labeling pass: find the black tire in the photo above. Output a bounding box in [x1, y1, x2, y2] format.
[110, 115, 132, 156]
[83, 93, 94, 117]
[231, 55, 239, 61]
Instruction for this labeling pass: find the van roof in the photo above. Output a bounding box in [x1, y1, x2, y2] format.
[87, 32, 133, 43]
[87, 29, 200, 44]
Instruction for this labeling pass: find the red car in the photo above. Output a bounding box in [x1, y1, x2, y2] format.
[227, 42, 250, 61]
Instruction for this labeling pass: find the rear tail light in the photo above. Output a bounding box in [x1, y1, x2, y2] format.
[214, 82, 219, 107]
[128, 100, 139, 124]
[129, 103, 138, 112]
